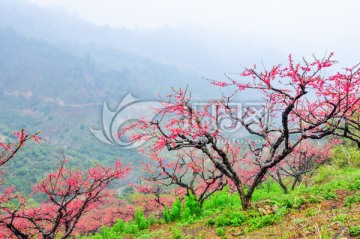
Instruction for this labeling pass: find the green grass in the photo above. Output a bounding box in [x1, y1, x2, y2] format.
[81, 166, 360, 239]
[349, 225, 360, 237]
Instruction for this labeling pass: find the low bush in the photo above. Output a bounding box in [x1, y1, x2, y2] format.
[216, 227, 225, 236]
[349, 225, 360, 237]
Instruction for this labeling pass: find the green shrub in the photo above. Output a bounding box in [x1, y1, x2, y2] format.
[171, 227, 184, 239]
[111, 219, 125, 233]
[249, 215, 276, 230]
[245, 209, 261, 218]
[348, 177, 360, 190]
[248, 206, 286, 230]
[215, 210, 248, 227]
[277, 194, 306, 208]
[252, 182, 283, 202]
[170, 199, 182, 222]
[184, 194, 201, 218]
[332, 214, 347, 222]
[164, 206, 171, 223]
[148, 214, 156, 226]
[309, 195, 320, 203]
[349, 225, 360, 237]
[206, 218, 216, 226]
[215, 215, 229, 227]
[345, 195, 360, 206]
[89, 235, 102, 239]
[229, 212, 247, 226]
[123, 222, 139, 235]
[100, 227, 116, 238]
[134, 208, 148, 230]
[321, 190, 337, 200]
[203, 187, 238, 211]
[216, 227, 225, 236]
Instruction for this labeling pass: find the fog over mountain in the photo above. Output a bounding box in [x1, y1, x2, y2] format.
[0, 0, 358, 193]
[0, 0, 285, 78]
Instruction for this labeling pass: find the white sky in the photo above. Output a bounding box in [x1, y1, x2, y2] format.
[25, 0, 360, 64]
[25, 0, 358, 32]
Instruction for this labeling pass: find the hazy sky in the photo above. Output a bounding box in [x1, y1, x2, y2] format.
[25, 0, 358, 32]
[24, 0, 360, 64]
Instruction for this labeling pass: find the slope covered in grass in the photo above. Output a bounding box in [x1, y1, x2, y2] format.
[81, 166, 360, 239]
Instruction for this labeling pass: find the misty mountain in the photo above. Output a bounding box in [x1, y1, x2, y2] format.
[0, 16, 190, 193]
[0, 24, 208, 155]
[0, 0, 282, 78]
[0, 0, 275, 193]
[0, 28, 209, 101]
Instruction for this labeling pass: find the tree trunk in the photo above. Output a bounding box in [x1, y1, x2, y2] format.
[279, 182, 289, 194]
[276, 171, 288, 194]
[236, 186, 252, 210]
[242, 195, 252, 210]
[242, 167, 269, 210]
[291, 177, 299, 190]
[199, 199, 204, 209]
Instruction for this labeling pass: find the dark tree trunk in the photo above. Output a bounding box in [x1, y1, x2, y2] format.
[279, 181, 289, 194]
[6, 224, 29, 239]
[242, 195, 252, 210]
[276, 171, 289, 194]
[198, 196, 205, 209]
[43, 234, 54, 239]
[291, 176, 299, 190]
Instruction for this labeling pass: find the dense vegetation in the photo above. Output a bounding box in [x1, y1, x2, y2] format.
[82, 156, 360, 238]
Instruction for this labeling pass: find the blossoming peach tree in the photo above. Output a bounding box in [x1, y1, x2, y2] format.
[139, 148, 227, 208]
[122, 53, 360, 210]
[0, 130, 132, 239]
[268, 139, 338, 193]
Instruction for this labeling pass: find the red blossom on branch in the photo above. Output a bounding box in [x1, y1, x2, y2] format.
[0, 154, 132, 239]
[0, 129, 42, 167]
[269, 139, 339, 193]
[122, 54, 360, 210]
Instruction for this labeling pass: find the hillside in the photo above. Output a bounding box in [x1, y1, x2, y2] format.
[82, 166, 360, 239]
[0, 27, 203, 193]
[0, 0, 264, 194]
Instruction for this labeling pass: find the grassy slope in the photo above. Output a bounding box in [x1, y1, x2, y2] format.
[145, 190, 360, 239]
[83, 166, 360, 239]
